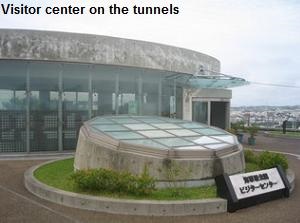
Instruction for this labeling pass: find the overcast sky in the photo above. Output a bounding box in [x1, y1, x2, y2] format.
[1, 0, 300, 106]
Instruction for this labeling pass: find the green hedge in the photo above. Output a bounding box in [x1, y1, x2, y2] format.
[71, 167, 155, 196]
[258, 151, 288, 170]
[244, 149, 288, 171]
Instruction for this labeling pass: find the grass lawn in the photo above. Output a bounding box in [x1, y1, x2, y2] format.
[268, 130, 300, 138]
[34, 158, 217, 200]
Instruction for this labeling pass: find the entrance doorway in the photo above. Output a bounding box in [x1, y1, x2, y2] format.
[192, 99, 229, 129]
[210, 101, 229, 129]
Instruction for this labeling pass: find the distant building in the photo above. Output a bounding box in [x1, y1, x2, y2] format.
[0, 29, 247, 153]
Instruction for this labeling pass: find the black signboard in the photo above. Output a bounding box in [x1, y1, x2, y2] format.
[215, 165, 290, 212]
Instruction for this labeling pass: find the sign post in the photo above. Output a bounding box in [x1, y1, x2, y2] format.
[215, 165, 290, 212]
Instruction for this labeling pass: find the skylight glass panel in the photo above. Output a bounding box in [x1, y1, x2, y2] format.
[192, 128, 226, 135]
[90, 118, 114, 124]
[204, 143, 230, 150]
[192, 136, 221, 144]
[110, 118, 140, 124]
[151, 123, 180, 129]
[93, 124, 127, 132]
[123, 139, 167, 149]
[154, 138, 194, 147]
[124, 124, 156, 130]
[212, 135, 236, 144]
[179, 122, 206, 129]
[166, 129, 199, 137]
[136, 118, 165, 123]
[105, 131, 144, 140]
[175, 145, 208, 150]
[138, 130, 174, 138]
[158, 117, 185, 123]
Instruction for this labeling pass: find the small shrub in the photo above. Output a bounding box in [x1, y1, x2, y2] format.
[244, 149, 257, 164]
[257, 151, 288, 171]
[135, 166, 156, 196]
[71, 167, 155, 196]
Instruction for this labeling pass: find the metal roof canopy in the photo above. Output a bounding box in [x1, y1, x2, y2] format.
[165, 69, 249, 89]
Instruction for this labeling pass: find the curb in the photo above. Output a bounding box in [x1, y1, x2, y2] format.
[24, 159, 227, 216]
[24, 159, 295, 216]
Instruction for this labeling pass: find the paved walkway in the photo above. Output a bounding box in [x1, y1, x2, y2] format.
[0, 134, 299, 223]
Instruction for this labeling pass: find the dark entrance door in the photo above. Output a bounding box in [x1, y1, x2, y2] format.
[210, 101, 228, 129]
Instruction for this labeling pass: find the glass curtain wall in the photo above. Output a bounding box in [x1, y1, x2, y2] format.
[161, 79, 176, 118]
[118, 70, 139, 115]
[92, 66, 116, 116]
[62, 64, 89, 150]
[0, 60, 183, 153]
[142, 72, 160, 116]
[192, 101, 208, 124]
[0, 61, 27, 152]
[29, 63, 59, 151]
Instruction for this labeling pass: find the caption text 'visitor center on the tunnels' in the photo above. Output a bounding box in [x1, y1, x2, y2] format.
[0, 29, 247, 153]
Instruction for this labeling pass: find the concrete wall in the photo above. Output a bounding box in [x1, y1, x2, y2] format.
[0, 29, 220, 75]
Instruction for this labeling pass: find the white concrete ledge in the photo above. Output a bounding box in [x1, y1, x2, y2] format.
[24, 159, 227, 216]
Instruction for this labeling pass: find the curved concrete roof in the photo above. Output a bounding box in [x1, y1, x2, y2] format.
[0, 29, 220, 75]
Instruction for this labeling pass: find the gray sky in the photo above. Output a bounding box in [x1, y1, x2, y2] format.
[1, 0, 300, 106]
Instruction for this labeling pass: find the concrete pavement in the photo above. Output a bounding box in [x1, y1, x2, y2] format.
[0, 134, 299, 223]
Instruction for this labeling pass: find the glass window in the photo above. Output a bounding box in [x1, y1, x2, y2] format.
[29, 62, 59, 152]
[141, 72, 160, 115]
[92, 66, 116, 116]
[161, 78, 173, 117]
[63, 64, 89, 150]
[118, 69, 139, 115]
[192, 101, 208, 124]
[176, 86, 183, 119]
[0, 61, 27, 152]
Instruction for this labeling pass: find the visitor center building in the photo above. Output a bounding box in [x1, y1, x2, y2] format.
[0, 29, 247, 153]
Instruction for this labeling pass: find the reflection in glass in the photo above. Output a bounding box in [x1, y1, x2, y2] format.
[154, 138, 194, 147]
[204, 143, 229, 150]
[93, 124, 128, 132]
[193, 128, 225, 135]
[191, 136, 221, 144]
[0, 61, 27, 152]
[29, 62, 59, 151]
[192, 101, 208, 124]
[124, 124, 156, 130]
[138, 130, 174, 138]
[63, 64, 89, 150]
[105, 131, 145, 140]
[166, 129, 199, 137]
[212, 135, 236, 144]
[123, 139, 167, 149]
